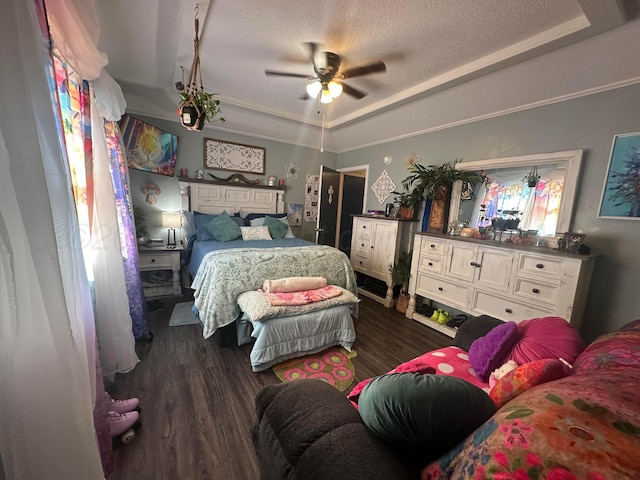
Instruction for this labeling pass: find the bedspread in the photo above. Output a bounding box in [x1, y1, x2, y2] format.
[192, 245, 357, 338]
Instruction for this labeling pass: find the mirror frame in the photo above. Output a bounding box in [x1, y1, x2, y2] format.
[448, 149, 583, 236]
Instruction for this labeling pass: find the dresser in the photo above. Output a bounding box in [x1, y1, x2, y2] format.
[137, 245, 183, 298]
[350, 215, 417, 307]
[406, 233, 596, 337]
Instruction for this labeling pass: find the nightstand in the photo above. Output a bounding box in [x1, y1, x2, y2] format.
[137, 244, 183, 298]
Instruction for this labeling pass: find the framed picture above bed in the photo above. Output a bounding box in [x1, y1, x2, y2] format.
[204, 138, 265, 175]
[119, 114, 178, 177]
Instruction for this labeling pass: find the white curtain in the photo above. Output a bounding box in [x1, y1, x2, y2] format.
[0, 0, 104, 477]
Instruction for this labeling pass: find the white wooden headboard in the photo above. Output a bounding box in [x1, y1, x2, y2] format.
[180, 180, 285, 215]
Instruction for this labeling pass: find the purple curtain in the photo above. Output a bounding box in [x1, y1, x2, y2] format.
[103, 121, 151, 339]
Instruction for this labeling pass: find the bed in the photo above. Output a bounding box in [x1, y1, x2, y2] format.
[179, 180, 359, 369]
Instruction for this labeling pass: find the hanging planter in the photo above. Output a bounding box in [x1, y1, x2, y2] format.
[177, 6, 225, 131]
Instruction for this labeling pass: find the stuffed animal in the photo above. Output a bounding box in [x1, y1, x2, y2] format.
[489, 360, 518, 389]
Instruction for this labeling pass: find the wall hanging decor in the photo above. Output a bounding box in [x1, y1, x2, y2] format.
[119, 114, 178, 177]
[405, 152, 422, 170]
[305, 174, 320, 222]
[286, 162, 300, 179]
[598, 131, 640, 219]
[287, 203, 303, 226]
[141, 182, 161, 204]
[176, 5, 225, 130]
[204, 138, 265, 174]
[371, 170, 396, 204]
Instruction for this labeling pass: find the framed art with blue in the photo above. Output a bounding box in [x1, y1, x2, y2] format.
[119, 114, 178, 177]
[598, 131, 640, 219]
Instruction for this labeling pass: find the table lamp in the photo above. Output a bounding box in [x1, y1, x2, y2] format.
[162, 212, 182, 248]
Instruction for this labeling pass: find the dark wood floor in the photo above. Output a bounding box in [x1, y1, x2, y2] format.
[107, 294, 451, 479]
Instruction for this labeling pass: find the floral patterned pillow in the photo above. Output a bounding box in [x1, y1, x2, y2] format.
[489, 358, 567, 408]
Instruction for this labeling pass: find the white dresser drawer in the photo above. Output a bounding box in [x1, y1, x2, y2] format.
[355, 221, 372, 242]
[516, 253, 564, 280]
[139, 252, 173, 269]
[353, 236, 371, 254]
[351, 254, 370, 272]
[471, 290, 554, 322]
[420, 238, 446, 256]
[513, 277, 559, 305]
[418, 255, 443, 274]
[415, 273, 469, 310]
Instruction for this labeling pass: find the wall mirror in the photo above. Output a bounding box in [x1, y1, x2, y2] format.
[449, 150, 583, 237]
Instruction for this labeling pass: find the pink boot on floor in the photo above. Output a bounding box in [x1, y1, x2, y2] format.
[107, 396, 140, 414]
[109, 410, 139, 438]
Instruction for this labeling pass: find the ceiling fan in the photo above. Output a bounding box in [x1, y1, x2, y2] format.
[265, 42, 386, 103]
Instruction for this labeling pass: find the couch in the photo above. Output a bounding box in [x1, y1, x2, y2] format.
[252, 319, 640, 479]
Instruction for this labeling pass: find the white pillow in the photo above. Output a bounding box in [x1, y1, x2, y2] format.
[249, 216, 295, 238]
[241, 225, 272, 241]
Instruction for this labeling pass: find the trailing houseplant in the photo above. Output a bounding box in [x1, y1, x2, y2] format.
[400, 159, 484, 232]
[392, 186, 423, 219]
[389, 251, 412, 313]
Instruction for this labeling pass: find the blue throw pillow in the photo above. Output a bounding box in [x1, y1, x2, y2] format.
[202, 211, 242, 242]
[358, 373, 495, 462]
[263, 215, 289, 239]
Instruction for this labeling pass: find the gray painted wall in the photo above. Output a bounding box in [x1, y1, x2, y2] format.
[129, 115, 337, 242]
[337, 83, 640, 342]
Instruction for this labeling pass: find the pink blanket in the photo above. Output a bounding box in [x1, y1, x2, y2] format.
[258, 285, 343, 306]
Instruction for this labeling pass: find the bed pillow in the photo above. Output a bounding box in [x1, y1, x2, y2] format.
[195, 212, 244, 241]
[489, 358, 568, 408]
[506, 316, 585, 365]
[240, 225, 272, 241]
[249, 216, 295, 238]
[263, 215, 289, 239]
[452, 315, 504, 352]
[358, 373, 495, 462]
[202, 211, 242, 242]
[237, 287, 359, 322]
[468, 321, 518, 383]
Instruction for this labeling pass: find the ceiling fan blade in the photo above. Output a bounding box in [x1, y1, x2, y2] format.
[265, 69, 314, 79]
[340, 60, 386, 79]
[304, 42, 319, 65]
[340, 82, 367, 99]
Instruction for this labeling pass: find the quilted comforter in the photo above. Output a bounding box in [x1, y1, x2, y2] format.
[192, 245, 357, 338]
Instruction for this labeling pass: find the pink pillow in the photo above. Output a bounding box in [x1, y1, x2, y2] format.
[468, 321, 518, 383]
[507, 317, 585, 365]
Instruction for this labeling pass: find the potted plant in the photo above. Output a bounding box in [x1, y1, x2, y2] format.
[401, 159, 484, 232]
[133, 205, 149, 244]
[389, 251, 412, 313]
[392, 186, 423, 219]
[178, 89, 225, 131]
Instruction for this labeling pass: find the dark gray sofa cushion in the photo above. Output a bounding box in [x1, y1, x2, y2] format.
[252, 379, 416, 479]
[452, 314, 504, 351]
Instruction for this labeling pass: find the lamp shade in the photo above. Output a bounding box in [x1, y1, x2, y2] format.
[306, 81, 322, 98]
[162, 212, 182, 228]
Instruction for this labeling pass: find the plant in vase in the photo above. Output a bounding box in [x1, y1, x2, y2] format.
[392, 186, 423, 219]
[401, 159, 484, 233]
[389, 251, 412, 313]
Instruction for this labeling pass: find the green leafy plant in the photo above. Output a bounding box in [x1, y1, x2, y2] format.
[179, 90, 225, 125]
[401, 159, 483, 200]
[389, 251, 413, 294]
[392, 185, 424, 211]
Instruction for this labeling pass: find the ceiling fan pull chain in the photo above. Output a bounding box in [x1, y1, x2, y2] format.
[320, 113, 325, 153]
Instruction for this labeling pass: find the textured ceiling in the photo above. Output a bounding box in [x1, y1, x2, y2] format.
[96, 0, 628, 149]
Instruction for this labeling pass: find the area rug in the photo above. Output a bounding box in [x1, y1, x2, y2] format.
[272, 347, 357, 392]
[169, 301, 201, 327]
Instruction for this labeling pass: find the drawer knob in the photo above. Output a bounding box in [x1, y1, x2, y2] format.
[428, 262, 433, 266]
[363, 225, 366, 229]
[438, 287, 443, 291]
[151, 258, 156, 263]
[371, 246, 374, 249]
[505, 308, 513, 314]
[470, 262, 481, 267]
[532, 288, 540, 294]
[430, 244, 436, 248]
[361, 243, 365, 247]
[536, 263, 544, 269]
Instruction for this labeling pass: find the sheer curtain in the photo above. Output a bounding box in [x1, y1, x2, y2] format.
[0, 0, 103, 477]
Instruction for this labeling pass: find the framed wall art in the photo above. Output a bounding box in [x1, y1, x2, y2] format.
[203, 138, 265, 175]
[119, 114, 178, 177]
[598, 132, 640, 219]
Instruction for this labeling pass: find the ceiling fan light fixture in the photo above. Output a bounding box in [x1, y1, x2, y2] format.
[327, 81, 342, 98]
[320, 89, 334, 104]
[306, 81, 322, 98]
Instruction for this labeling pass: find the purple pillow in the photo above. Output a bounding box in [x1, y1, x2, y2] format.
[468, 321, 518, 383]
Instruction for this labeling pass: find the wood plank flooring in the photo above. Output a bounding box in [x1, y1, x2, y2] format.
[107, 294, 451, 479]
